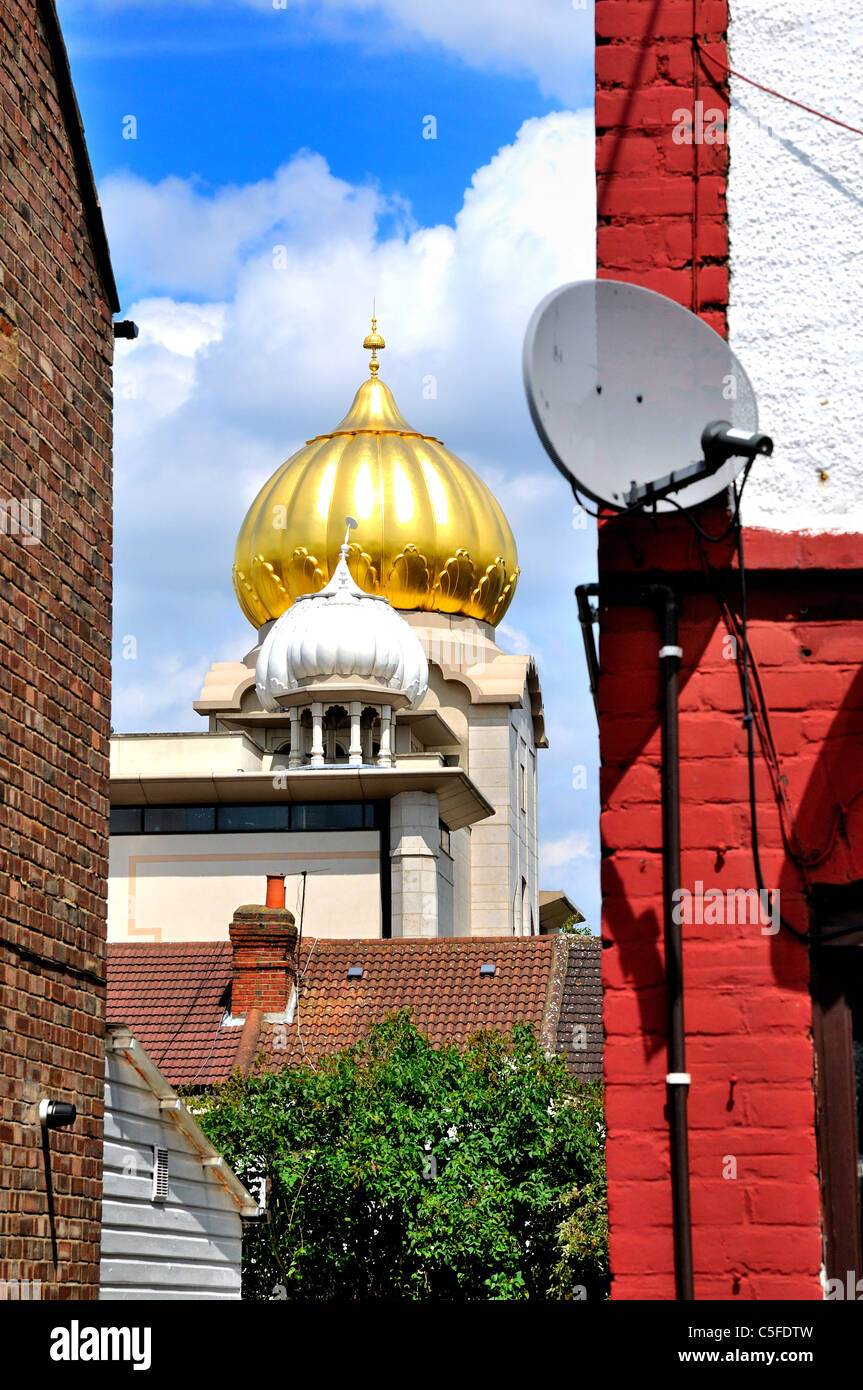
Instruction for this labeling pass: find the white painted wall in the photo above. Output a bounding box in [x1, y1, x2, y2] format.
[100, 1049, 245, 1300]
[108, 829, 381, 942]
[728, 0, 863, 532]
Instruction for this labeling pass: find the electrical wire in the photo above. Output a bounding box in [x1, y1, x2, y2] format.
[696, 39, 863, 138]
[731, 490, 808, 942]
[664, 461, 753, 543]
[727, 488, 863, 944]
[654, 473, 863, 945]
[154, 944, 225, 1070]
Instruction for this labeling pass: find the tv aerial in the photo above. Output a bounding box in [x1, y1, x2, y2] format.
[523, 280, 772, 512]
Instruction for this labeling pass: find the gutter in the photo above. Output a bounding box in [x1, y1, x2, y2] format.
[37, 0, 121, 313]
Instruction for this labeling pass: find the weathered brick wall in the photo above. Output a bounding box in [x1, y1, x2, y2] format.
[0, 1, 113, 1297]
[595, 0, 828, 1299]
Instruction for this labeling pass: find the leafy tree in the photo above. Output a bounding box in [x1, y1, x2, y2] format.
[559, 914, 593, 937]
[193, 1010, 607, 1301]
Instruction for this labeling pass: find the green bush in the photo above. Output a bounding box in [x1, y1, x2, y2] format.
[194, 1010, 607, 1301]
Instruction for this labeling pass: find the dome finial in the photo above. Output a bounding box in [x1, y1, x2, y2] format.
[341, 515, 358, 558]
[362, 309, 385, 378]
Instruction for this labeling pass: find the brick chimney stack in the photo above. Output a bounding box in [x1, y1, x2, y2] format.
[229, 892, 298, 1016]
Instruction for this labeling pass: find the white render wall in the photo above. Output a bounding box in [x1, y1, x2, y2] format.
[108, 829, 381, 942]
[727, 0, 863, 533]
[100, 1049, 244, 1300]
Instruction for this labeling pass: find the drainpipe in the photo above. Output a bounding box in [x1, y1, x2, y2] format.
[649, 582, 694, 1302]
[578, 579, 694, 1299]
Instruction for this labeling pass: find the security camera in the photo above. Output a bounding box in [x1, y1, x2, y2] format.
[39, 1099, 77, 1130]
[701, 420, 774, 466]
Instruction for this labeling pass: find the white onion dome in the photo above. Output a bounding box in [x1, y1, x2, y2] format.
[255, 541, 429, 712]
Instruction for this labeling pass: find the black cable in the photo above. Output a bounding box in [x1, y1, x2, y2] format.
[731, 493, 863, 946]
[665, 460, 753, 543]
[154, 945, 225, 1069]
[584, 461, 863, 946]
[731, 490, 808, 943]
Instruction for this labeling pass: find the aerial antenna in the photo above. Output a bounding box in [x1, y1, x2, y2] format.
[341, 516, 358, 555]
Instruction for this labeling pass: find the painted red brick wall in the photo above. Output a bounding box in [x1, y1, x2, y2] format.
[595, 0, 832, 1299]
[597, 0, 729, 331]
[0, 3, 114, 1297]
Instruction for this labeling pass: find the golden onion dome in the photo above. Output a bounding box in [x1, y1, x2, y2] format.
[233, 321, 519, 629]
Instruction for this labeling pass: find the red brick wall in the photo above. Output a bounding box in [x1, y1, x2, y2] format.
[229, 908, 298, 1016]
[0, 2, 113, 1297]
[595, 0, 830, 1299]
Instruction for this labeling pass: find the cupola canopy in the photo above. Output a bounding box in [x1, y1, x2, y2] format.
[255, 526, 429, 712]
[233, 322, 520, 629]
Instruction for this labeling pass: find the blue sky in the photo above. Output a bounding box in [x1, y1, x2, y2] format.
[58, 0, 601, 927]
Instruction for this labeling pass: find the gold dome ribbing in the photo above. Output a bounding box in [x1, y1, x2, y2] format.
[233, 322, 520, 629]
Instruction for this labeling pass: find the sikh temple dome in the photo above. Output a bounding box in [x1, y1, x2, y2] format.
[109, 317, 551, 947]
[233, 320, 520, 630]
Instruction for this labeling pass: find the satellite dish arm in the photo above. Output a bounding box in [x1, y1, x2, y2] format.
[624, 421, 773, 509]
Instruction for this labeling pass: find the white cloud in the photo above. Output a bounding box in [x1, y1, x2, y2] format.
[101, 157, 398, 300]
[107, 107, 598, 916]
[541, 832, 594, 872]
[64, 0, 594, 103]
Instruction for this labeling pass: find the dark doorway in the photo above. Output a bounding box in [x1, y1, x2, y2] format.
[811, 881, 863, 1285]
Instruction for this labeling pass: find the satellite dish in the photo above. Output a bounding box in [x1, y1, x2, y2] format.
[523, 280, 769, 512]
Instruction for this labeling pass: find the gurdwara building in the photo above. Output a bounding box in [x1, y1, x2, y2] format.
[108, 324, 554, 944]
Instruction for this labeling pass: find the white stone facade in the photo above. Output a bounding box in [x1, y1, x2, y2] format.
[109, 611, 544, 942]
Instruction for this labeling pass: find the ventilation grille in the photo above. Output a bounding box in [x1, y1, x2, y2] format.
[152, 1146, 169, 1202]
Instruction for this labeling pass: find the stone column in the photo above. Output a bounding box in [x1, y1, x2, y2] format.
[288, 707, 303, 768]
[349, 701, 363, 766]
[390, 790, 440, 938]
[310, 702, 324, 767]
[377, 704, 393, 767]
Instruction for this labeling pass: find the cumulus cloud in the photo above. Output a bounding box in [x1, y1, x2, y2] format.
[108, 108, 598, 915]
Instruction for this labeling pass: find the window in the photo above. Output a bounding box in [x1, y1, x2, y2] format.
[439, 821, 451, 857]
[217, 804, 290, 833]
[143, 805, 215, 834]
[111, 802, 382, 834]
[110, 807, 143, 835]
[292, 802, 364, 831]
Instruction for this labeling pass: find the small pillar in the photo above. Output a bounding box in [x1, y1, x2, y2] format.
[310, 702, 325, 768]
[288, 707, 303, 768]
[377, 704, 393, 767]
[349, 701, 363, 767]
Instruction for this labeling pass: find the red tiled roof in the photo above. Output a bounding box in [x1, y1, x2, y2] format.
[106, 941, 238, 1086]
[260, 936, 556, 1068]
[106, 935, 604, 1086]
